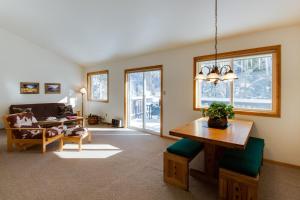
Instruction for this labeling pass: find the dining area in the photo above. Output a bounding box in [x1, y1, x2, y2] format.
[164, 116, 264, 200]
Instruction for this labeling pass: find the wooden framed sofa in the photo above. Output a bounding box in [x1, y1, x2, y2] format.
[3, 112, 64, 153]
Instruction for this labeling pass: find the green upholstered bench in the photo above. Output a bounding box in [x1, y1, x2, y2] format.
[167, 138, 204, 158]
[219, 137, 265, 200]
[164, 138, 203, 191]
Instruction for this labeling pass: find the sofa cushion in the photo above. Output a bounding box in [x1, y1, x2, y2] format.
[7, 112, 39, 128]
[219, 137, 265, 177]
[46, 125, 66, 138]
[12, 107, 32, 114]
[167, 138, 204, 158]
[10, 103, 74, 121]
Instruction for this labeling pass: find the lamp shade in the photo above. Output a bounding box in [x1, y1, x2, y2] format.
[207, 72, 220, 80]
[80, 88, 87, 94]
[223, 70, 238, 81]
[195, 71, 207, 80]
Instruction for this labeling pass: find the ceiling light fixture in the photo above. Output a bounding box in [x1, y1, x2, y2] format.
[195, 0, 238, 85]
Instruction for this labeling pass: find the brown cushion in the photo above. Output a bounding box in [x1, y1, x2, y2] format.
[12, 107, 32, 114]
[57, 105, 74, 118]
[9, 103, 69, 121]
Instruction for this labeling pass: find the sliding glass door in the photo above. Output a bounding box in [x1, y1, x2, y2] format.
[126, 66, 162, 134]
[128, 72, 144, 129]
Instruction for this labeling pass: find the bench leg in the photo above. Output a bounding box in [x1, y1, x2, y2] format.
[78, 139, 82, 151]
[6, 131, 13, 152]
[88, 132, 92, 143]
[59, 138, 64, 151]
[42, 144, 46, 153]
[163, 152, 189, 191]
[219, 168, 259, 200]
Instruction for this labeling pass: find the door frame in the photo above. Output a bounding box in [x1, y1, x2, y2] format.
[124, 65, 163, 136]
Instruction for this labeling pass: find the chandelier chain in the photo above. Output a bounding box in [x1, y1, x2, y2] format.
[214, 0, 218, 67]
[195, 0, 237, 84]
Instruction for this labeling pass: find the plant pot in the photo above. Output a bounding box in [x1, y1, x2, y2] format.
[208, 117, 228, 129]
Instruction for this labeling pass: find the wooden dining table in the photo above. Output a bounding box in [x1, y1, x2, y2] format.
[169, 117, 253, 179]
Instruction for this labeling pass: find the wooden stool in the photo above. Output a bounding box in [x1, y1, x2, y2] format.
[163, 138, 204, 191]
[62, 131, 92, 151]
[219, 168, 259, 200]
[218, 137, 264, 200]
[164, 151, 191, 190]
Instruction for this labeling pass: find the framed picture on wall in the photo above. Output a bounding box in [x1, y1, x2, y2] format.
[20, 82, 40, 94]
[45, 83, 61, 94]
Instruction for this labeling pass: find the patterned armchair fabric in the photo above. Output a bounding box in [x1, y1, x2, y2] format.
[6, 112, 65, 139]
[65, 125, 88, 137]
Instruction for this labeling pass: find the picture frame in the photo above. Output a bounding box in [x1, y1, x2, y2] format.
[20, 82, 40, 94]
[45, 83, 61, 94]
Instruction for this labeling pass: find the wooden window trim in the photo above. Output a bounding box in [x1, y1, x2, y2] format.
[87, 70, 109, 103]
[193, 45, 281, 117]
[124, 65, 163, 135]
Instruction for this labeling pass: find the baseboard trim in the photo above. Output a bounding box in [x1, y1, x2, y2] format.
[264, 159, 300, 169]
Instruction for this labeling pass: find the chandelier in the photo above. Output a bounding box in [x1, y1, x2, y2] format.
[195, 0, 237, 85]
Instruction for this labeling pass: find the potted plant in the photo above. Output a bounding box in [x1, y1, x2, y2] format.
[204, 102, 234, 129]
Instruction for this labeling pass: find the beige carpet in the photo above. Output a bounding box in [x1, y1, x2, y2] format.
[0, 128, 299, 200]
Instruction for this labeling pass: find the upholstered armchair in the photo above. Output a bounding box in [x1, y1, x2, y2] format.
[2, 112, 64, 153]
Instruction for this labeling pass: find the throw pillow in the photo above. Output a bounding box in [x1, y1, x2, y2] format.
[57, 105, 73, 117]
[12, 107, 32, 114]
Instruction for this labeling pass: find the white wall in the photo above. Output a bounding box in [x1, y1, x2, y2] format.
[85, 25, 300, 166]
[0, 28, 83, 127]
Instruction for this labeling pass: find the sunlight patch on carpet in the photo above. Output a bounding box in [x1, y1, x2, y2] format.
[62, 144, 120, 150]
[54, 144, 122, 159]
[87, 128, 136, 132]
[88, 128, 151, 135]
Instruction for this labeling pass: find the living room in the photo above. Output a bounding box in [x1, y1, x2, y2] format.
[0, 1, 300, 200]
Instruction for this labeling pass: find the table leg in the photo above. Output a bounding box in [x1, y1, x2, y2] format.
[190, 143, 224, 182]
[204, 143, 218, 177]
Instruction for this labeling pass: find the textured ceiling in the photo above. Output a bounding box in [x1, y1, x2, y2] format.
[0, 0, 299, 66]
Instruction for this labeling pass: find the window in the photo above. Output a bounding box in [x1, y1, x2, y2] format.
[194, 45, 281, 117]
[87, 70, 109, 102]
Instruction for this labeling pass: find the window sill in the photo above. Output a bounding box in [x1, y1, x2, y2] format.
[88, 99, 109, 103]
[193, 107, 280, 118]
